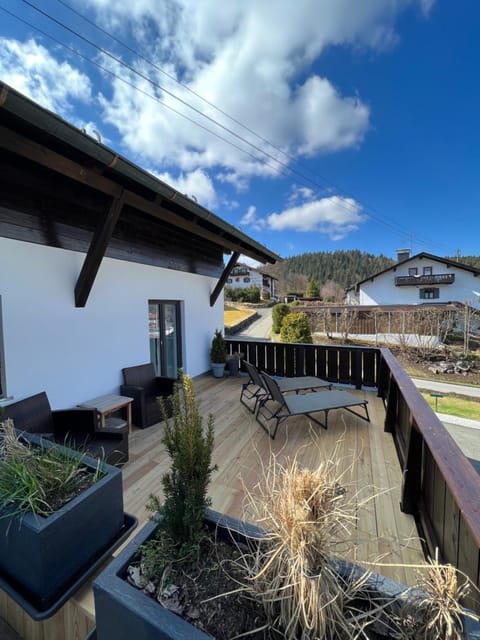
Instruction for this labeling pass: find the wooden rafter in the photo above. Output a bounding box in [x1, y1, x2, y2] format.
[74, 191, 125, 307]
[210, 252, 240, 307]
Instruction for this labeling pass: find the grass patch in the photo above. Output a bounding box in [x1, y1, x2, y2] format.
[224, 305, 256, 328]
[421, 392, 480, 420]
[0, 419, 104, 519]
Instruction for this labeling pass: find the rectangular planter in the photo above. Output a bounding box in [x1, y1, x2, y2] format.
[93, 510, 480, 640]
[93, 510, 262, 640]
[0, 434, 125, 612]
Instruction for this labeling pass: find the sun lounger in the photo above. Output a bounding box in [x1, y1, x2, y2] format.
[240, 360, 332, 414]
[257, 372, 369, 439]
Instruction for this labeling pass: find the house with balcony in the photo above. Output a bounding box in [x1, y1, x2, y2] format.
[346, 250, 480, 309]
[226, 263, 278, 299]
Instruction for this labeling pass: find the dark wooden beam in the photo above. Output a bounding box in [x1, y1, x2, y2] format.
[75, 191, 125, 307]
[210, 252, 240, 307]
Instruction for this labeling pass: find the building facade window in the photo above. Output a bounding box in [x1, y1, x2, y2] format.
[423, 266, 433, 275]
[408, 267, 418, 276]
[0, 297, 6, 399]
[243, 277, 250, 283]
[419, 288, 439, 300]
[148, 300, 183, 378]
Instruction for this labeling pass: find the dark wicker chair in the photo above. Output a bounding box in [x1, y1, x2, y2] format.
[121, 363, 176, 429]
[2, 391, 129, 466]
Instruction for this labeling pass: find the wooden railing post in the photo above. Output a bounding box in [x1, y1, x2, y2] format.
[400, 423, 423, 514]
[384, 377, 397, 434]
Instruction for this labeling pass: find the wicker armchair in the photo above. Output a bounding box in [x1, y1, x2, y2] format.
[121, 363, 176, 428]
[2, 391, 128, 466]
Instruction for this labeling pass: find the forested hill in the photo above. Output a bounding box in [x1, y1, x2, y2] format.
[268, 250, 395, 290]
[446, 255, 480, 269]
[267, 251, 480, 293]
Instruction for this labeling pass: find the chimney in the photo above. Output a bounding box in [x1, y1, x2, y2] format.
[396, 248, 411, 262]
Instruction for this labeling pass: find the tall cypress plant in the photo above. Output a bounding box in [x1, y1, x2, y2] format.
[147, 374, 216, 552]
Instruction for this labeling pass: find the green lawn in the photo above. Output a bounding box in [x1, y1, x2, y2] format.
[421, 392, 480, 421]
[224, 305, 255, 328]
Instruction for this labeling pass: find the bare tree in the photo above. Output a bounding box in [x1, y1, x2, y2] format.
[282, 272, 309, 297]
[320, 280, 344, 303]
[310, 307, 335, 339]
[338, 307, 359, 342]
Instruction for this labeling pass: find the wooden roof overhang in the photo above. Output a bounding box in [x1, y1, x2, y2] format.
[0, 83, 279, 307]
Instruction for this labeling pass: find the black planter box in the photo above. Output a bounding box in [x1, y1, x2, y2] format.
[93, 510, 262, 640]
[93, 510, 480, 640]
[0, 434, 125, 614]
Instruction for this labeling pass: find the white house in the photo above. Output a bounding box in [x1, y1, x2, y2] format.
[346, 251, 480, 310]
[226, 264, 278, 299]
[0, 83, 278, 409]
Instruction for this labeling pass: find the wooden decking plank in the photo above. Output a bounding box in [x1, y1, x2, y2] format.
[70, 374, 425, 626]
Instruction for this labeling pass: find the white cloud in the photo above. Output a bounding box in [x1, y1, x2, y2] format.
[239, 205, 265, 231]
[0, 38, 91, 116]
[0, 0, 431, 191]
[267, 195, 366, 240]
[420, 0, 436, 17]
[83, 0, 429, 180]
[154, 168, 218, 208]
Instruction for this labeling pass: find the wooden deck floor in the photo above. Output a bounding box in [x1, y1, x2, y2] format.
[2, 375, 427, 639]
[122, 375, 425, 587]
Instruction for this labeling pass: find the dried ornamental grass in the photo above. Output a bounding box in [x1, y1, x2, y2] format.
[240, 447, 375, 640]
[399, 552, 478, 640]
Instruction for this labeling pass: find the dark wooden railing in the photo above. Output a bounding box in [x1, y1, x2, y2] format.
[227, 338, 480, 603]
[395, 273, 455, 286]
[226, 338, 380, 389]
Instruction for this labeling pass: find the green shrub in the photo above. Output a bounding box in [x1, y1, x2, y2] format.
[225, 286, 260, 303]
[272, 303, 291, 333]
[280, 312, 313, 344]
[147, 374, 216, 559]
[210, 329, 226, 363]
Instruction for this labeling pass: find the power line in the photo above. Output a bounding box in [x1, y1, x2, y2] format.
[47, 0, 444, 251]
[3, 0, 452, 254]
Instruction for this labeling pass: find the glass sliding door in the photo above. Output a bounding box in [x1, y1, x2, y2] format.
[148, 300, 182, 378]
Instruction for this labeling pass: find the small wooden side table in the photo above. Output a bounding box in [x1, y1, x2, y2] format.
[78, 394, 133, 433]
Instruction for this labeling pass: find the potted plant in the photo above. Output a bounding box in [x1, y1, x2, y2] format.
[226, 350, 244, 376]
[93, 405, 480, 639]
[209, 328, 226, 378]
[0, 419, 133, 620]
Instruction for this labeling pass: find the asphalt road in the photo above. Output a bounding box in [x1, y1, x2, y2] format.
[234, 307, 273, 340]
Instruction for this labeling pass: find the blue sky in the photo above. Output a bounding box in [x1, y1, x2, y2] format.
[1, 1, 478, 264]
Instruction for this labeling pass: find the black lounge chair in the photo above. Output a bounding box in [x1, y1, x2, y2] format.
[257, 372, 370, 439]
[240, 360, 332, 414]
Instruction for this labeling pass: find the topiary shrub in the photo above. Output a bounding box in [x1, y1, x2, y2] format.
[272, 303, 291, 333]
[210, 329, 227, 364]
[146, 374, 216, 564]
[280, 312, 313, 344]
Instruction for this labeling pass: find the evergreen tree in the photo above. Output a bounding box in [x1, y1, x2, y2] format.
[306, 277, 320, 297]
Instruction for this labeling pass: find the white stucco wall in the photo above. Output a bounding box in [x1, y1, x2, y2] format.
[228, 270, 263, 290]
[359, 258, 480, 309]
[0, 237, 223, 408]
